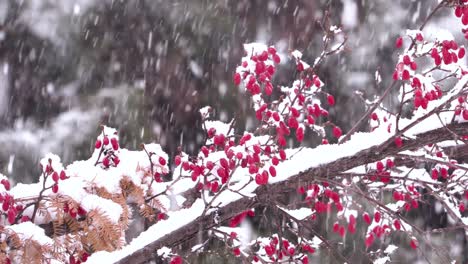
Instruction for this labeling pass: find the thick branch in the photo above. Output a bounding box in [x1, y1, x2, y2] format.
[115, 122, 468, 264]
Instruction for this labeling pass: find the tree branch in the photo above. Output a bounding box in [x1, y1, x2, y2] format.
[115, 122, 468, 264]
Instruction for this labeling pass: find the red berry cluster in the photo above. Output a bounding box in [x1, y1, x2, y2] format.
[430, 40, 464, 66]
[235, 44, 340, 150]
[366, 159, 395, 183]
[392, 185, 421, 212]
[0, 193, 21, 224]
[42, 158, 68, 194]
[63, 203, 87, 219]
[454, 2, 468, 39]
[235, 46, 279, 96]
[430, 166, 450, 180]
[229, 210, 255, 227]
[252, 236, 314, 263]
[455, 95, 468, 120]
[95, 134, 120, 168]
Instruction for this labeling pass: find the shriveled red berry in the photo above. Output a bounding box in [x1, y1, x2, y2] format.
[60, 170, 67, 180]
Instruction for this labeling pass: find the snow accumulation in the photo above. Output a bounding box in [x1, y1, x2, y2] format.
[86, 112, 460, 263]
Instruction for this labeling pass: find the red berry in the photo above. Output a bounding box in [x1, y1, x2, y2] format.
[174, 155, 182, 166]
[338, 226, 346, 237]
[233, 247, 241, 256]
[415, 33, 424, 42]
[297, 62, 304, 72]
[102, 157, 110, 167]
[374, 211, 381, 223]
[78, 206, 87, 216]
[363, 212, 371, 225]
[296, 127, 304, 142]
[459, 47, 466, 59]
[365, 233, 374, 248]
[170, 256, 182, 264]
[332, 126, 342, 138]
[255, 172, 268, 185]
[456, 6, 463, 17]
[95, 140, 102, 149]
[111, 138, 119, 150]
[234, 72, 241, 85]
[395, 136, 403, 148]
[327, 95, 335, 106]
[60, 170, 67, 180]
[386, 159, 394, 168]
[272, 156, 280, 166]
[403, 55, 411, 65]
[402, 70, 410, 80]
[52, 184, 59, 193]
[376, 161, 384, 172]
[81, 253, 89, 262]
[7, 209, 15, 224]
[394, 219, 401, 230]
[395, 36, 403, 48]
[103, 136, 109, 145]
[273, 54, 281, 64]
[410, 239, 418, 249]
[333, 222, 340, 233]
[159, 157, 167, 166]
[269, 166, 277, 177]
[52, 172, 59, 182]
[279, 149, 287, 160]
[2, 180, 10, 191]
[268, 46, 276, 55]
[463, 109, 468, 120]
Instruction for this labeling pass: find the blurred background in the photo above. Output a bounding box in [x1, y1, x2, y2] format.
[0, 0, 466, 263]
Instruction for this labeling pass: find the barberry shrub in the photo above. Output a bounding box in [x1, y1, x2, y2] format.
[2, 1, 468, 263]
